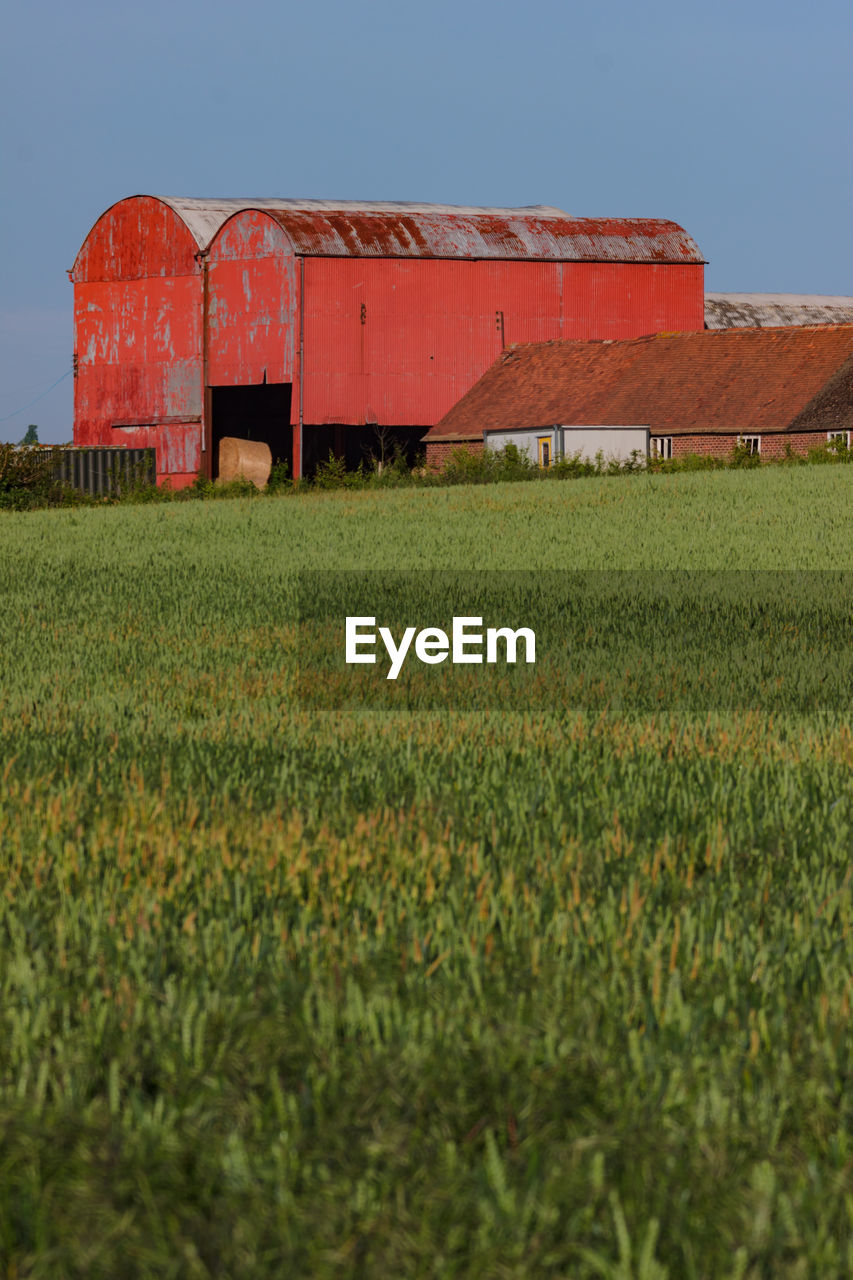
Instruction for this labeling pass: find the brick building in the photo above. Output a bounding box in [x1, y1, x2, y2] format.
[424, 325, 853, 467]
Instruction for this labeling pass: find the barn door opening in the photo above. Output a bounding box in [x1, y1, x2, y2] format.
[210, 383, 293, 479]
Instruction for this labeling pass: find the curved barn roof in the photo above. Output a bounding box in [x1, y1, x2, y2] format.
[156, 196, 704, 264]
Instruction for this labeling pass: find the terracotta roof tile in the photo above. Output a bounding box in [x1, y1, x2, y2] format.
[426, 325, 853, 440]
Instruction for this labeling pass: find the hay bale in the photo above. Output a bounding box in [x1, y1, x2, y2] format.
[217, 437, 272, 489]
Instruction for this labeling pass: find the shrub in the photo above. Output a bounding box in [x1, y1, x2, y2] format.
[215, 475, 261, 498]
[549, 450, 598, 479]
[441, 443, 540, 485]
[267, 460, 291, 492]
[807, 436, 853, 465]
[781, 441, 807, 466]
[191, 472, 216, 497]
[648, 452, 726, 474]
[369, 451, 419, 487]
[314, 452, 366, 490]
[0, 443, 62, 510]
[730, 441, 762, 468]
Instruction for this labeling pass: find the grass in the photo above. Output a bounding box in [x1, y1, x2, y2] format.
[1, 466, 852, 1277]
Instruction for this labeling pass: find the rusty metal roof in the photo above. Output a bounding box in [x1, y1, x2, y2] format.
[156, 197, 704, 264]
[706, 293, 853, 328]
[426, 325, 853, 440]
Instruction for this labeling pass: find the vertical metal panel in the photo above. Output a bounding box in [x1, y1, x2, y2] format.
[75, 276, 202, 421]
[561, 263, 705, 339]
[72, 421, 201, 487]
[73, 197, 204, 486]
[301, 257, 563, 427]
[300, 258, 704, 428]
[71, 196, 200, 282]
[207, 211, 297, 386]
[159, 425, 201, 476]
[51, 447, 156, 494]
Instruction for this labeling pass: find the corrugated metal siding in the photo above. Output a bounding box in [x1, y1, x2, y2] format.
[207, 211, 297, 386]
[75, 278, 202, 429]
[301, 257, 563, 427]
[270, 210, 702, 263]
[75, 277, 201, 367]
[72, 197, 201, 281]
[73, 422, 202, 485]
[52, 447, 156, 494]
[300, 258, 704, 427]
[158, 196, 704, 263]
[562, 264, 705, 339]
[74, 226, 204, 485]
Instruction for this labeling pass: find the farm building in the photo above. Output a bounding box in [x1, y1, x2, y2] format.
[71, 196, 705, 485]
[706, 294, 853, 329]
[424, 325, 853, 466]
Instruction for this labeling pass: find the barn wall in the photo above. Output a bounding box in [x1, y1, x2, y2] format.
[72, 196, 200, 282]
[74, 277, 203, 485]
[560, 426, 649, 461]
[72, 197, 204, 485]
[428, 431, 838, 469]
[300, 259, 703, 431]
[206, 211, 297, 386]
[72, 197, 705, 483]
[561, 263, 704, 338]
[301, 258, 556, 429]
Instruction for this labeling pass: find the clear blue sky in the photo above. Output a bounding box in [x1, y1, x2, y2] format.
[2, 0, 851, 442]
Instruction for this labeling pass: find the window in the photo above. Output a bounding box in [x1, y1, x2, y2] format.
[650, 436, 672, 460]
[537, 436, 551, 467]
[827, 431, 851, 450]
[739, 435, 761, 455]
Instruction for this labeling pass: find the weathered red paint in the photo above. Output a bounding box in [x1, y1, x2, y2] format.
[263, 209, 701, 264]
[156, 198, 705, 265]
[300, 256, 703, 429]
[207, 211, 297, 386]
[72, 196, 204, 484]
[74, 196, 200, 281]
[71, 196, 705, 482]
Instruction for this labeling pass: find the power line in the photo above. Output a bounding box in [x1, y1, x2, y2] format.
[0, 368, 73, 424]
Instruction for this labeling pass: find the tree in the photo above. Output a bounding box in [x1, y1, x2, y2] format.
[20, 424, 39, 445]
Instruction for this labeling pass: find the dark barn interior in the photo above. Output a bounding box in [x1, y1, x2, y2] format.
[301, 424, 428, 477]
[210, 384, 292, 478]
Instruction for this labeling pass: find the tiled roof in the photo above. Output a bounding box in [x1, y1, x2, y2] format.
[426, 325, 853, 440]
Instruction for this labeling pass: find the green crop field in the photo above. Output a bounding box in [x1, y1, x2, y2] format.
[1, 467, 852, 1278]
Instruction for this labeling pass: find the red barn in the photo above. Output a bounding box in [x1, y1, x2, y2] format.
[71, 196, 705, 485]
